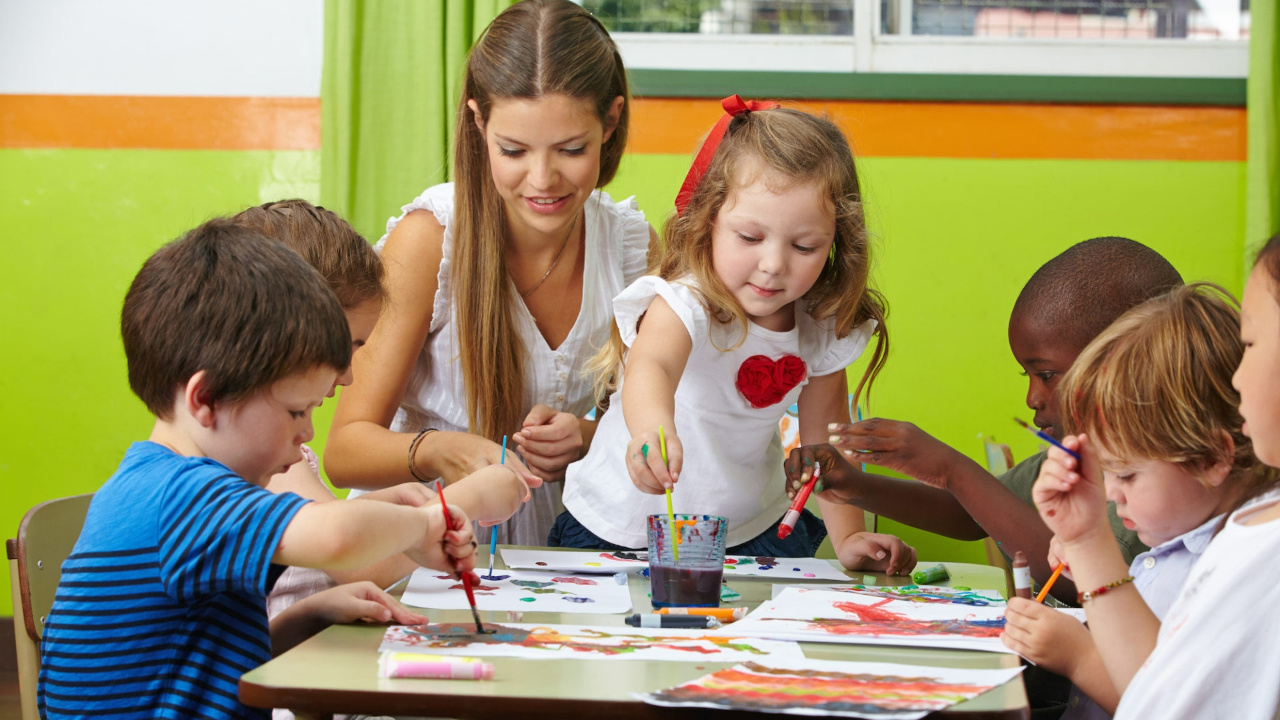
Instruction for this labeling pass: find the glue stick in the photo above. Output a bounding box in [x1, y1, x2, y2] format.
[378, 652, 494, 680]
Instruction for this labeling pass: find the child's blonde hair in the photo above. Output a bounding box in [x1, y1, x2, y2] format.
[231, 199, 383, 310]
[592, 106, 887, 405]
[1060, 283, 1266, 499]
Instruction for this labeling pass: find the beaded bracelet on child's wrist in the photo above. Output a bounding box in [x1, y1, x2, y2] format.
[1077, 575, 1134, 604]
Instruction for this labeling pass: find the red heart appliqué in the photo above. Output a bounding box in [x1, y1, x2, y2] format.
[735, 355, 808, 409]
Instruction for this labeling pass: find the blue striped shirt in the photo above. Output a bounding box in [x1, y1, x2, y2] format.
[39, 442, 309, 719]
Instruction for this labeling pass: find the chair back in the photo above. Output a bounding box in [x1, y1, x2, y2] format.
[13, 493, 93, 642]
[8, 493, 93, 720]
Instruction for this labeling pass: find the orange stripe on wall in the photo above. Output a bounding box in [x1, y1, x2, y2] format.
[630, 97, 1246, 162]
[0, 95, 320, 150]
[0, 94, 1244, 161]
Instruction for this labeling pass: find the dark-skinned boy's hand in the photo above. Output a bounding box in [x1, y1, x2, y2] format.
[826, 418, 959, 489]
[784, 444, 859, 505]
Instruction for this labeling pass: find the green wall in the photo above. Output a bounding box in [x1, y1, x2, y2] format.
[0, 147, 1243, 615]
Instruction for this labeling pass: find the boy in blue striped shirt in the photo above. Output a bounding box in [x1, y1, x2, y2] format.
[38, 219, 483, 719]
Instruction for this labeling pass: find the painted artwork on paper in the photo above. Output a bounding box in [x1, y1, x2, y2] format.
[380, 622, 805, 662]
[641, 658, 1023, 719]
[400, 568, 632, 614]
[770, 584, 1006, 607]
[500, 548, 850, 581]
[725, 588, 1012, 654]
[831, 585, 1006, 607]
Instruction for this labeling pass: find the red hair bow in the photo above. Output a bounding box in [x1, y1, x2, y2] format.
[674, 95, 780, 216]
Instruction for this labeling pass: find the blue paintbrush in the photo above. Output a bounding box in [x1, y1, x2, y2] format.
[1014, 418, 1081, 460]
[486, 435, 508, 579]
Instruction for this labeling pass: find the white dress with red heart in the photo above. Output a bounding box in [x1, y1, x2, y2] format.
[562, 275, 874, 548]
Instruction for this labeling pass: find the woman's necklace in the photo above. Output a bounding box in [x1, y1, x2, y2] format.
[518, 211, 580, 299]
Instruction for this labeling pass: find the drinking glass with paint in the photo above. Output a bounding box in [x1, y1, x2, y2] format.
[647, 514, 727, 608]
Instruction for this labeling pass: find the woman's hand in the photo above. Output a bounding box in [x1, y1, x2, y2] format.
[626, 428, 683, 494]
[420, 430, 542, 489]
[1001, 597, 1091, 676]
[1031, 434, 1110, 546]
[826, 419, 958, 489]
[512, 404, 584, 482]
[834, 531, 917, 576]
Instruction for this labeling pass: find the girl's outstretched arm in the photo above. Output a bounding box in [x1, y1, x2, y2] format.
[797, 371, 917, 574]
[621, 296, 693, 494]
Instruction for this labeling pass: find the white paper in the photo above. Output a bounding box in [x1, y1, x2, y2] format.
[379, 622, 805, 662]
[639, 657, 1024, 719]
[500, 548, 649, 573]
[500, 548, 851, 581]
[723, 587, 1013, 654]
[401, 568, 632, 614]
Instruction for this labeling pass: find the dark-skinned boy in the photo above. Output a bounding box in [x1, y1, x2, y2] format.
[785, 237, 1183, 604]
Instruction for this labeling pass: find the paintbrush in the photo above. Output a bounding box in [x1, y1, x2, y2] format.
[659, 425, 678, 562]
[436, 485, 486, 634]
[1013, 418, 1081, 460]
[485, 435, 507, 580]
[1035, 563, 1064, 604]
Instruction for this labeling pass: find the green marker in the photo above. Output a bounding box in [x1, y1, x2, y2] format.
[912, 563, 949, 585]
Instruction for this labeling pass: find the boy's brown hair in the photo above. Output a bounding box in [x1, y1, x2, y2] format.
[230, 199, 383, 309]
[1060, 283, 1260, 492]
[121, 218, 352, 418]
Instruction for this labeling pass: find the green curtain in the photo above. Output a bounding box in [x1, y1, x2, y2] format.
[1247, 0, 1280, 250]
[321, 0, 516, 241]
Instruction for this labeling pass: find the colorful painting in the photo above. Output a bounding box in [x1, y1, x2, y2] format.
[724, 588, 1013, 654]
[640, 658, 1023, 719]
[500, 548, 851, 581]
[400, 569, 632, 614]
[811, 584, 1007, 607]
[379, 622, 805, 662]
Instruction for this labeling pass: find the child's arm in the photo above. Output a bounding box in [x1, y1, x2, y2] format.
[1001, 598, 1120, 713]
[1034, 434, 1160, 694]
[621, 296, 693, 494]
[324, 211, 541, 491]
[274, 497, 476, 576]
[270, 581, 428, 656]
[825, 419, 1065, 589]
[797, 373, 917, 575]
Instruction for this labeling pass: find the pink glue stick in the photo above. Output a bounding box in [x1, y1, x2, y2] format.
[379, 652, 495, 680]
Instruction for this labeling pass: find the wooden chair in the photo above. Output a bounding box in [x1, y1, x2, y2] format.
[981, 437, 1016, 597]
[7, 494, 93, 720]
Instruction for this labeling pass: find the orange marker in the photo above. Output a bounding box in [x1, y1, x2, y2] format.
[656, 607, 747, 622]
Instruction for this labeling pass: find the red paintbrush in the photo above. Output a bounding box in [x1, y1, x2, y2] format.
[436, 486, 485, 634]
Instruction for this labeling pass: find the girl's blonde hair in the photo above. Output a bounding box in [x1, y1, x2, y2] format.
[1060, 283, 1268, 500]
[592, 107, 887, 405]
[231, 199, 383, 310]
[452, 0, 629, 441]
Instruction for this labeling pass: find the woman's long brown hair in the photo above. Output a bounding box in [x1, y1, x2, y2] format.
[452, 0, 629, 440]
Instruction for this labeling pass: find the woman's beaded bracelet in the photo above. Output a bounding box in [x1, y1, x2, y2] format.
[1077, 575, 1135, 604]
[407, 428, 439, 483]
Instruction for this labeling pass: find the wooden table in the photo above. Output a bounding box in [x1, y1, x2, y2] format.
[241, 550, 1028, 719]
